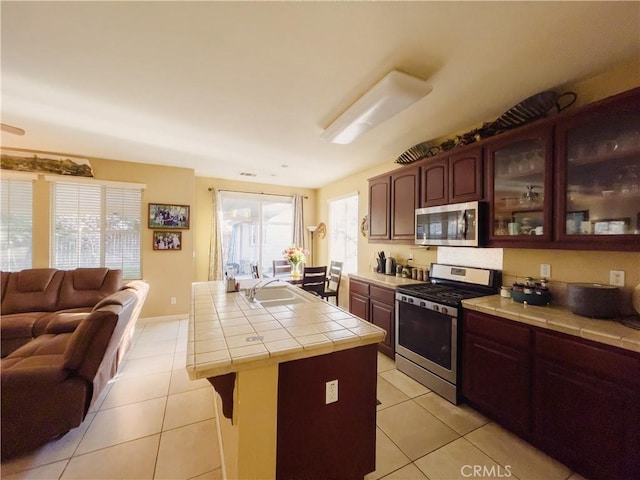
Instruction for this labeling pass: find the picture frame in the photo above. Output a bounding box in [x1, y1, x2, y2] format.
[153, 231, 182, 250]
[148, 203, 190, 229]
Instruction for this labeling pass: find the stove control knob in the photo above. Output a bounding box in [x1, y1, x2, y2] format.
[420, 302, 426, 308]
[407, 297, 413, 304]
[441, 307, 448, 315]
[433, 305, 439, 312]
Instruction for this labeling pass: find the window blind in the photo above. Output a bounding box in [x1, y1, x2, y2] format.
[0, 178, 33, 271]
[52, 181, 142, 278]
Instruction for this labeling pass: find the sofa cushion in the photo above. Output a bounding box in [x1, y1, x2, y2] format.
[1, 269, 64, 315]
[56, 268, 123, 311]
[0, 312, 51, 357]
[44, 312, 92, 335]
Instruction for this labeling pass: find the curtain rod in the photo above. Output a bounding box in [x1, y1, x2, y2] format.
[208, 188, 308, 199]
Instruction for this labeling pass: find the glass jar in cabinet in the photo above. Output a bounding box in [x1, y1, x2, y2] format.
[486, 123, 554, 246]
[554, 88, 640, 250]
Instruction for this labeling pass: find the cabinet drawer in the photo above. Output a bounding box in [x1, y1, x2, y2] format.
[464, 311, 531, 350]
[350, 278, 370, 296]
[370, 285, 395, 305]
[535, 331, 640, 390]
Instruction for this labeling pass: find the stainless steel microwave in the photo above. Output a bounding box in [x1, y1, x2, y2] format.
[415, 201, 484, 247]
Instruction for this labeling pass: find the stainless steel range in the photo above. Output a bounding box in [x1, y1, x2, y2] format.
[395, 263, 501, 404]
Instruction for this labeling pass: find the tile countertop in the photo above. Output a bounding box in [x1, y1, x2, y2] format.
[186, 280, 386, 380]
[462, 295, 640, 354]
[348, 271, 426, 289]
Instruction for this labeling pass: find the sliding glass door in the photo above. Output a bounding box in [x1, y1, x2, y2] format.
[219, 191, 293, 278]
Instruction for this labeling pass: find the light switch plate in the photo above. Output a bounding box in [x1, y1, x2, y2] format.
[325, 379, 338, 404]
[540, 264, 551, 278]
[610, 270, 625, 287]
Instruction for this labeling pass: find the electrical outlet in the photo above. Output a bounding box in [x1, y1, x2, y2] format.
[609, 270, 625, 287]
[325, 379, 338, 404]
[540, 264, 551, 278]
[408, 252, 414, 261]
[170, 296, 177, 305]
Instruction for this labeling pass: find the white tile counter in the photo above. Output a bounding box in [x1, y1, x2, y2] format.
[462, 295, 640, 353]
[186, 280, 386, 380]
[348, 271, 425, 289]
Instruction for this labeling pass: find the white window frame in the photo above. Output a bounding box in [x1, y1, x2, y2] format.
[0, 172, 37, 271]
[328, 192, 358, 275]
[47, 175, 145, 279]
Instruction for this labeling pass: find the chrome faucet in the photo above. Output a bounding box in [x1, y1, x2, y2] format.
[246, 279, 281, 302]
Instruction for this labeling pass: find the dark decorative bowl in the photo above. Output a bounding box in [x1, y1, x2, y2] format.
[511, 289, 552, 306]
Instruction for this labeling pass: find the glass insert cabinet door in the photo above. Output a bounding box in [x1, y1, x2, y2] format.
[557, 102, 640, 241]
[488, 124, 553, 242]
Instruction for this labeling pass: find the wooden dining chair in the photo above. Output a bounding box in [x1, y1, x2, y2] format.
[272, 260, 290, 277]
[251, 264, 260, 279]
[301, 265, 327, 297]
[322, 261, 343, 305]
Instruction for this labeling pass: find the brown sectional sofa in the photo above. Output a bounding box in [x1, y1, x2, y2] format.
[1, 268, 123, 357]
[0, 268, 149, 460]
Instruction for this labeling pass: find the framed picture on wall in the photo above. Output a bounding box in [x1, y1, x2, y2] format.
[148, 203, 190, 229]
[153, 231, 182, 250]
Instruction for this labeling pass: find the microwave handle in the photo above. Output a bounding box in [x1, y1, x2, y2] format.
[460, 210, 469, 239]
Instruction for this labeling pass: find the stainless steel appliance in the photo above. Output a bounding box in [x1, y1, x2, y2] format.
[415, 201, 484, 247]
[395, 263, 500, 404]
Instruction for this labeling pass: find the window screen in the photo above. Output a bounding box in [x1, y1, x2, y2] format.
[0, 178, 33, 271]
[52, 181, 142, 278]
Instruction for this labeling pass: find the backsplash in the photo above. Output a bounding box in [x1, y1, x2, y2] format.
[362, 243, 639, 314]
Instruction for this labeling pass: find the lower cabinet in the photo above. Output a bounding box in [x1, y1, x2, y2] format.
[462, 311, 531, 435]
[462, 310, 640, 480]
[349, 278, 395, 358]
[533, 331, 640, 480]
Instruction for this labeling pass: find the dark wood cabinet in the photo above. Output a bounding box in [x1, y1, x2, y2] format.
[462, 311, 531, 434]
[554, 87, 640, 250]
[368, 165, 420, 242]
[485, 123, 554, 247]
[390, 166, 420, 240]
[420, 146, 483, 207]
[462, 309, 640, 480]
[533, 331, 640, 480]
[348, 279, 395, 358]
[368, 177, 390, 241]
[369, 285, 395, 358]
[348, 278, 370, 321]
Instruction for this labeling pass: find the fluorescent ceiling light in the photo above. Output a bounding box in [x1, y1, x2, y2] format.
[321, 70, 432, 145]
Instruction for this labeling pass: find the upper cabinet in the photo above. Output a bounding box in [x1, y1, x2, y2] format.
[420, 147, 483, 207]
[368, 176, 391, 241]
[368, 87, 640, 251]
[554, 88, 640, 250]
[486, 123, 554, 246]
[368, 164, 420, 242]
[391, 165, 420, 240]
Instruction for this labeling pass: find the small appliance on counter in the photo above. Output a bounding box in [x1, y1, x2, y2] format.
[376, 251, 397, 275]
[567, 283, 621, 318]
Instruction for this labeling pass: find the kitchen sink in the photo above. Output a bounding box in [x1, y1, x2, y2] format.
[250, 285, 311, 307]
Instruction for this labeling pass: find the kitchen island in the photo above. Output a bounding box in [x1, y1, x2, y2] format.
[186, 280, 386, 480]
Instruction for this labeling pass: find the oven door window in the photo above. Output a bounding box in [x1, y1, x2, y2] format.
[397, 301, 453, 370]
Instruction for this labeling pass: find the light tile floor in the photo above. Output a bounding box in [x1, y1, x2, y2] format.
[1, 316, 588, 480]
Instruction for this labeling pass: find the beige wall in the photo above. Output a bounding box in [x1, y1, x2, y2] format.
[26, 154, 196, 318]
[314, 57, 640, 308]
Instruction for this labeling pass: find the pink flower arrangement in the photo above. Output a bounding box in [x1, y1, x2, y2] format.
[282, 245, 308, 265]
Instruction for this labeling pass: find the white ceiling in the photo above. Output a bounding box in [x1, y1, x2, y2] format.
[2, 1, 639, 188]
